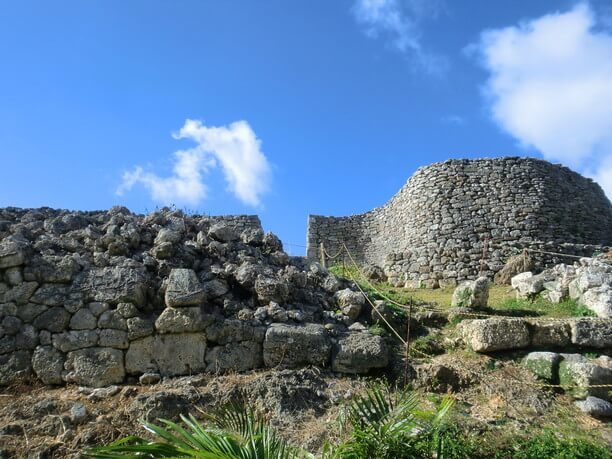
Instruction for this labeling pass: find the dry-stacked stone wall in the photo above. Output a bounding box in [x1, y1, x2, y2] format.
[307, 157, 612, 288]
[0, 207, 388, 387]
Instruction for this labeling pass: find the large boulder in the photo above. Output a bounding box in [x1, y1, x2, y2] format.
[64, 347, 125, 387]
[254, 276, 289, 304]
[569, 319, 612, 348]
[0, 350, 31, 385]
[332, 332, 388, 374]
[206, 319, 265, 344]
[451, 277, 489, 309]
[52, 330, 99, 352]
[205, 341, 263, 372]
[528, 320, 571, 348]
[155, 307, 211, 334]
[460, 318, 530, 352]
[75, 266, 148, 307]
[523, 351, 560, 382]
[580, 286, 612, 318]
[263, 324, 331, 368]
[164, 269, 205, 307]
[125, 333, 207, 376]
[559, 358, 612, 401]
[32, 345, 65, 385]
[511, 272, 545, 299]
[576, 396, 612, 418]
[0, 238, 27, 269]
[207, 223, 239, 243]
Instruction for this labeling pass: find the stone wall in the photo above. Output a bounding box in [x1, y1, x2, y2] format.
[0, 207, 387, 387]
[307, 157, 612, 288]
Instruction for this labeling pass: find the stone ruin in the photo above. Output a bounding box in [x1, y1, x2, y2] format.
[0, 207, 388, 387]
[307, 157, 612, 287]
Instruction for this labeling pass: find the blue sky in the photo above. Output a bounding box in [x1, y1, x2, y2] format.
[2, 1, 612, 254]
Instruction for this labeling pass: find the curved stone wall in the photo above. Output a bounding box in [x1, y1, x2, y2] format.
[307, 157, 612, 287]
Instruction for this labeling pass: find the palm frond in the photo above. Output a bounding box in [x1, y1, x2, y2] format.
[84, 407, 308, 459]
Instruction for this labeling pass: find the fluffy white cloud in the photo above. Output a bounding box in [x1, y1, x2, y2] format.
[117, 119, 271, 206]
[352, 0, 447, 75]
[472, 3, 612, 198]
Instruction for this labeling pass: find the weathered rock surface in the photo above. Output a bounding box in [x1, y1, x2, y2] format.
[451, 277, 489, 309]
[64, 347, 125, 387]
[263, 324, 331, 368]
[523, 352, 560, 382]
[575, 396, 612, 418]
[164, 269, 205, 307]
[460, 318, 530, 352]
[331, 332, 388, 374]
[125, 334, 207, 376]
[0, 208, 381, 386]
[511, 257, 612, 317]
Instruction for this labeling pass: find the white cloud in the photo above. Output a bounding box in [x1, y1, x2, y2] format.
[117, 119, 271, 207]
[471, 2, 612, 199]
[352, 0, 447, 75]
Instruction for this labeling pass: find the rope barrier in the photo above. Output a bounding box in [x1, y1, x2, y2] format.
[338, 243, 610, 323]
[321, 245, 345, 261]
[338, 242, 612, 390]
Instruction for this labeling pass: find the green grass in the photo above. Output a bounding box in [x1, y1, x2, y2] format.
[329, 264, 595, 319]
[493, 297, 596, 318]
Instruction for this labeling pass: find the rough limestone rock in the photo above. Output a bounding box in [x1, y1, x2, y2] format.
[164, 269, 205, 307]
[69, 309, 97, 330]
[332, 332, 388, 374]
[528, 320, 571, 348]
[32, 345, 65, 385]
[0, 350, 31, 385]
[334, 288, 365, 307]
[580, 286, 612, 318]
[559, 358, 612, 401]
[263, 324, 331, 368]
[125, 334, 207, 376]
[33, 307, 71, 333]
[512, 272, 546, 299]
[254, 276, 289, 304]
[494, 252, 534, 285]
[155, 307, 210, 334]
[460, 318, 530, 352]
[205, 341, 263, 372]
[523, 352, 560, 382]
[127, 317, 154, 341]
[206, 319, 265, 344]
[52, 330, 99, 352]
[451, 277, 489, 309]
[576, 396, 612, 418]
[569, 319, 612, 348]
[99, 329, 129, 349]
[75, 266, 148, 307]
[64, 347, 125, 387]
[207, 223, 239, 243]
[0, 239, 26, 269]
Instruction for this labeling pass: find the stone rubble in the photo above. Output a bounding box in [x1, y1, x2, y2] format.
[0, 207, 390, 387]
[511, 256, 612, 317]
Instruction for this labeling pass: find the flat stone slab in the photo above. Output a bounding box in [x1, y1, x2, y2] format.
[263, 323, 331, 368]
[460, 318, 530, 352]
[332, 332, 389, 374]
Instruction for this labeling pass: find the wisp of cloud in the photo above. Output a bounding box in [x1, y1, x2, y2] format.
[117, 119, 271, 207]
[352, 0, 448, 76]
